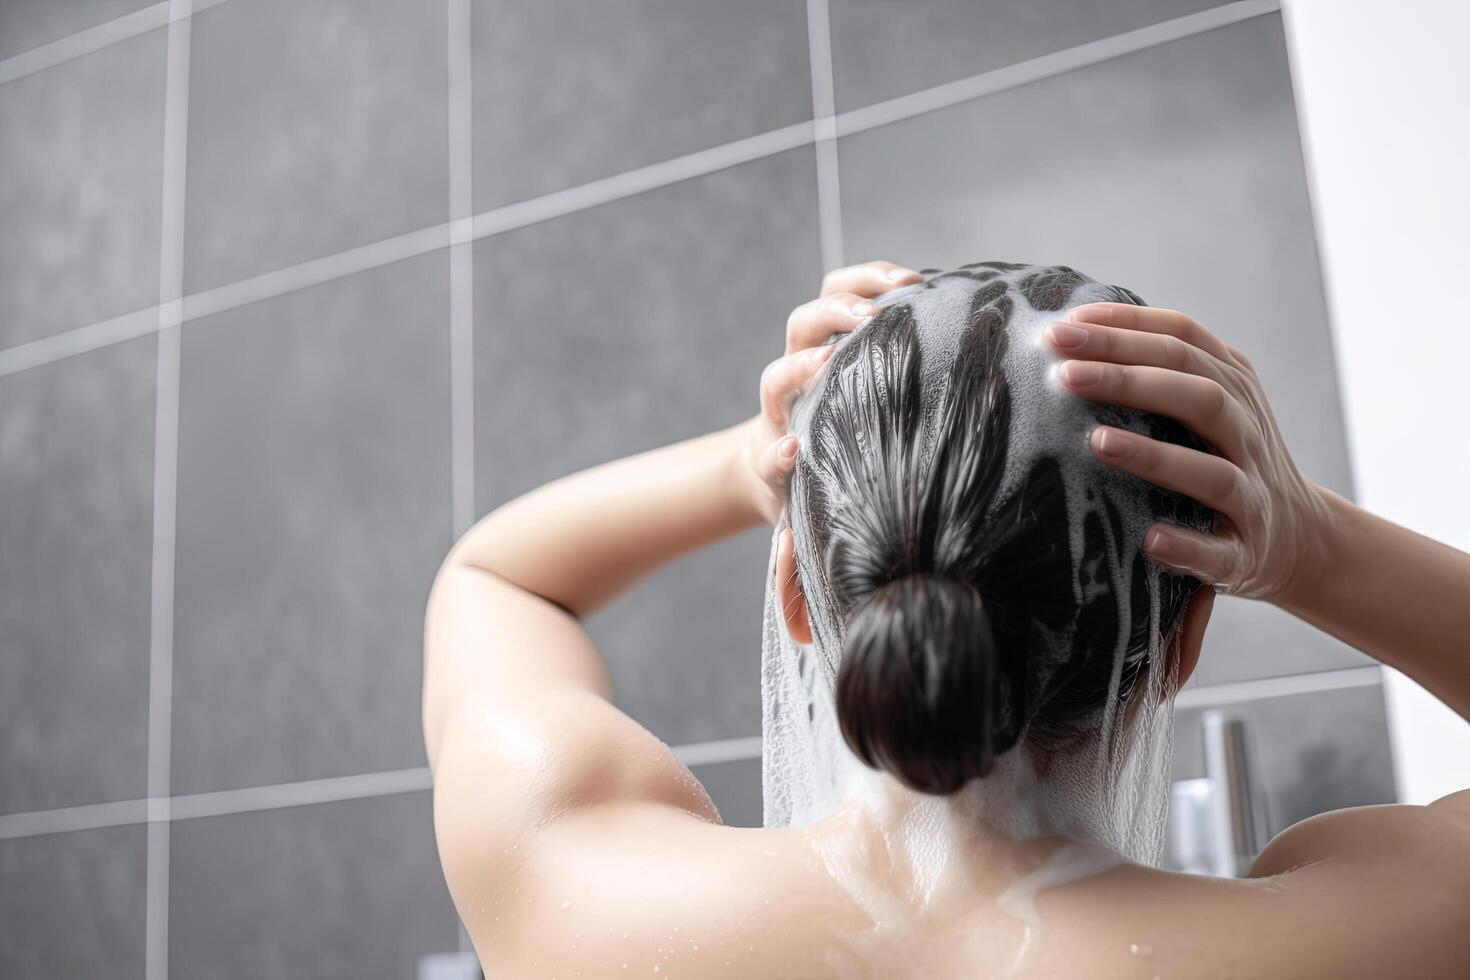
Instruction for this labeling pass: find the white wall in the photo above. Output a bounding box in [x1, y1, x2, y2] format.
[1281, 0, 1470, 804]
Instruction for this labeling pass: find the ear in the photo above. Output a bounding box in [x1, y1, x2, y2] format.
[776, 525, 812, 645]
[1173, 586, 1215, 690]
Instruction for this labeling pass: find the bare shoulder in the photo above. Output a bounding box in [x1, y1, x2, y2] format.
[1250, 793, 1470, 876]
[1026, 798, 1470, 980]
[432, 690, 865, 977]
[430, 686, 719, 895]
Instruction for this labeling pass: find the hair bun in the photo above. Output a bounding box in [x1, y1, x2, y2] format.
[835, 573, 1019, 794]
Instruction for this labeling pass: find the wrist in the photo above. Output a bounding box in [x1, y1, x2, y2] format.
[719, 415, 770, 528]
[1278, 482, 1353, 615]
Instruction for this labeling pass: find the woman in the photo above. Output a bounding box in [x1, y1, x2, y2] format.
[423, 260, 1470, 978]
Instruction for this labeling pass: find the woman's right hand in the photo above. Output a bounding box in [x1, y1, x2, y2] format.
[1045, 303, 1336, 608]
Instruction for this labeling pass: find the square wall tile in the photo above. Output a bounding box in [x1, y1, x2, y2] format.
[0, 0, 157, 59]
[692, 756, 763, 829]
[1173, 679, 1396, 837]
[169, 793, 458, 980]
[828, 0, 1220, 112]
[184, 0, 448, 294]
[1191, 597, 1368, 688]
[0, 825, 147, 977]
[0, 337, 155, 814]
[471, 0, 812, 210]
[840, 16, 1356, 682]
[474, 149, 822, 746]
[172, 252, 451, 795]
[0, 28, 164, 348]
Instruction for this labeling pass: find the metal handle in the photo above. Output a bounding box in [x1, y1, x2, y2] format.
[1166, 710, 1270, 877]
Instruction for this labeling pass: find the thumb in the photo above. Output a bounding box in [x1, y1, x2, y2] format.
[754, 435, 799, 497]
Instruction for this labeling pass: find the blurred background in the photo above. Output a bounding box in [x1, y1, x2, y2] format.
[1, 0, 1465, 976]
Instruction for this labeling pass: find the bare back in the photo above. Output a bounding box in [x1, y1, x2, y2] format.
[430, 660, 1470, 979]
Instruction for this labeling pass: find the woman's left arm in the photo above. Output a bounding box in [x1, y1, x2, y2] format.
[423, 260, 921, 767]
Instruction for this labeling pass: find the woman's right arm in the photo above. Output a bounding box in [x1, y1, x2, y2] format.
[1044, 302, 1470, 977]
[1284, 489, 1470, 721]
[1046, 301, 1470, 723]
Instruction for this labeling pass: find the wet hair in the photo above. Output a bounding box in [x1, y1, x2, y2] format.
[796, 267, 1214, 795]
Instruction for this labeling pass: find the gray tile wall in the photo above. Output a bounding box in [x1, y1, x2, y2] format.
[0, 26, 165, 347]
[470, 0, 814, 210]
[473, 148, 823, 745]
[183, 0, 449, 294]
[0, 825, 148, 976]
[1, 337, 156, 815]
[172, 251, 452, 795]
[168, 793, 457, 980]
[0, 1, 1394, 975]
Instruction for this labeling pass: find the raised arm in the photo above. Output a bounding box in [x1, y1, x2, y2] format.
[1042, 302, 1470, 978]
[422, 260, 920, 764]
[421, 263, 920, 972]
[1282, 491, 1470, 720]
[1047, 302, 1470, 722]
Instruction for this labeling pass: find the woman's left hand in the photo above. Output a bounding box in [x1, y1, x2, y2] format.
[734, 260, 924, 524]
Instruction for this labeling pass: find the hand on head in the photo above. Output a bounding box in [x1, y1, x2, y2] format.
[1048, 303, 1333, 608]
[735, 260, 923, 526]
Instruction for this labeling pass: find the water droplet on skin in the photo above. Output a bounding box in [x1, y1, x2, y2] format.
[652, 967, 660, 975]
[560, 900, 571, 911]
[1130, 943, 1154, 958]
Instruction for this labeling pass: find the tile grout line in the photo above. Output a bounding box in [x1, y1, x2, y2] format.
[0, 664, 1386, 842]
[446, 0, 478, 967]
[834, 0, 1280, 138]
[0, 0, 231, 86]
[0, 769, 437, 841]
[145, 4, 192, 978]
[0, 1, 1285, 382]
[1176, 663, 1383, 710]
[0, 1, 168, 85]
[448, 0, 475, 540]
[804, 0, 844, 272]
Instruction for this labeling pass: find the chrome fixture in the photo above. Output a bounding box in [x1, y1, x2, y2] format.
[1166, 710, 1271, 877]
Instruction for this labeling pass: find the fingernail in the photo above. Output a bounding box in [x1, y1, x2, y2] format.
[807, 343, 836, 363]
[1060, 360, 1103, 387]
[1047, 322, 1088, 349]
[1092, 427, 1130, 459]
[849, 299, 877, 318]
[779, 436, 798, 459]
[1144, 526, 1180, 560]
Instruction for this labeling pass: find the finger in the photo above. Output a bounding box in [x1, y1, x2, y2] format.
[754, 435, 800, 495]
[1089, 426, 1248, 525]
[1066, 303, 1234, 363]
[1142, 524, 1244, 589]
[760, 345, 835, 426]
[1058, 360, 1250, 462]
[786, 292, 877, 355]
[820, 261, 923, 298]
[1045, 320, 1231, 387]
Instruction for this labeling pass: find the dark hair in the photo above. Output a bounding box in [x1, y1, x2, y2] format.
[796, 266, 1213, 795]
